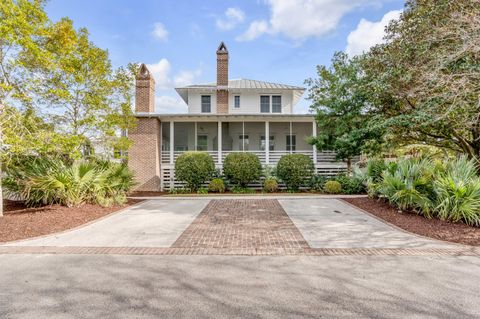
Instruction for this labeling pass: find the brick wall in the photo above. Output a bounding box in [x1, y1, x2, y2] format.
[216, 42, 229, 114]
[128, 117, 161, 191]
[129, 64, 160, 191]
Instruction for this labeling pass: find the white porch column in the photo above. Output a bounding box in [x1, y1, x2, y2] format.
[312, 121, 318, 167]
[169, 121, 174, 164]
[242, 121, 245, 151]
[265, 121, 270, 165]
[289, 121, 293, 154]
[194, 122, 197, 150]
[217, 121, 222, 165]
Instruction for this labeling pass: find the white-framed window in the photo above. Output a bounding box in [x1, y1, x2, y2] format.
[286, 135, 296, 151]
[260, 96, 270, 113]
[197, 135, 208, 151]
[272, 95, 282, 113]
[234, 95, 240, 108]
[260, 135, 275, 151]
[201, 95, 211, 113]
[260, 95, 282, 113]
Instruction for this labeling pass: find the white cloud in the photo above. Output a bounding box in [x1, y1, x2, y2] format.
[147, 58, 172, 89]
[238, 0, 382, 41]
[174, 69, 202, 87]
[151, 22, 169, 41]
[236, 20, 269, 41]
[346, 10, 401, 56]
[155, 95, 188, 113]
[216, 7, 245, 31]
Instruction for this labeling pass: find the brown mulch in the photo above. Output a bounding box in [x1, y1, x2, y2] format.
[0, 199, 143, 243]
[343, 197, 480, 246]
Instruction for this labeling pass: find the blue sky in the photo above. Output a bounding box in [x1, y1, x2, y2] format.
[45, 0, 404, 114]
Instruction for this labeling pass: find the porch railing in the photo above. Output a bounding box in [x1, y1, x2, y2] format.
[160, 150, 351, 166]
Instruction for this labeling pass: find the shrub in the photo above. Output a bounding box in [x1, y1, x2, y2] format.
[208, 178, 225, 193]
[324, 180, 342, 194]
[231, 186, 256, 194]
[335, 174, 365, 194]
[197, 188, 208, 194]
[309, 175, 326, 192]
[366, 158, 387, 183]
[378, 158, 434, 215]
[433, 157, 480, 226]
[263, 178, 279, 193]
[3, 158, 134, 207]
[223, 152, 261, 187]
[276, 154, 314, 191]
[175, 152, 215, 191]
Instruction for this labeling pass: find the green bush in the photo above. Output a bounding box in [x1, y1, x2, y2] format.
[223, 152, 261, 187]
[175, 152, 215, 191]
[324, 180, 342, 194]
[276, 154, 314, 191]
[378, 158, 434, 216]
[208, 178, 225, 193]
[433, 157, 480, 226]
[309, 175, 326, 192]
[335, 174, 365, 194]
[3, 158, 134, 207]
[231, 186, 256, 194]
[366, 158, 387, 183]
[263, 178, 279, 193]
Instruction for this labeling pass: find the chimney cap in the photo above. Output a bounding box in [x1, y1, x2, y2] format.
[216, 41, 228, 54]
[137, 63, 152, 80]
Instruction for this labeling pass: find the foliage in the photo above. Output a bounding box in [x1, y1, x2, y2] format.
[362, 0, 480, 161]
[223, 152, 261, 187]
[335, 174, 365, 194]
[263, 178, 279, 193]
[378, 158, 435, 216]
[197, 188, 208, 194]
[324, 180, 342, 194]
[276, 154, 314, 191]
[231, 186, 256, 194]
[306, 52, 384, 171]
[208, 178, 225, 193]
[309, 175, 326, 192]
[3, 158, 134, 207]
[174, 152, 215, 191]
[433, 157, 480, 226]
[262, 165, 277, 179]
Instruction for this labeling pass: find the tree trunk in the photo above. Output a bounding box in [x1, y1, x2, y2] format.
[0, 104, 3, 217]
[347, 157, 352, 176]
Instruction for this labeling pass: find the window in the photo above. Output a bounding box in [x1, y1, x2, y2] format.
[197, 135, 208, 151]
[272, 96, 282, 113]
[260, 136, 275, 151]
[260, 96, 270, 113]
[239, 135, 249, 151]
[234, 95, 240, 108]
[201, 95, 211, 113]
[286, 135, 296, 151]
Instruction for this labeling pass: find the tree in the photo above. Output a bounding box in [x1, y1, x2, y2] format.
[306, 52, 383, 172]
[363, 0, 480, 161]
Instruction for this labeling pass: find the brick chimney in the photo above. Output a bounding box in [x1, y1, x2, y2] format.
[216, 42, 229, 114]
[135, 63, 155, 113]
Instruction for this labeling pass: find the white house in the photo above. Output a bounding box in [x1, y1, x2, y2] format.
[129, 42, 347, 191]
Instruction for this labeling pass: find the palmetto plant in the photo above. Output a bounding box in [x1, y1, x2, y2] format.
[433, 157, 480, 226]
[3, 158, 134, 207]
[379, 157, 434, 216]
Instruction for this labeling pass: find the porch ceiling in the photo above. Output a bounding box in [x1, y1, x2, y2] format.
[136, 113, 316, 122]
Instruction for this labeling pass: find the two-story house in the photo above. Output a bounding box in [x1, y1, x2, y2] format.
[129, 42, 346, 191]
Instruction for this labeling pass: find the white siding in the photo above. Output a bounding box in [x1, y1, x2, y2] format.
[187, 90, 294, 114]
[187, 91, 217, 114]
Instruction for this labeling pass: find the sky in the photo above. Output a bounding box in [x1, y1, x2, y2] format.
[45, 0, 405, 114]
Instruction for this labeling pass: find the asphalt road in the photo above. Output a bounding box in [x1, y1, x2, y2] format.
[1, 254, 479, 318]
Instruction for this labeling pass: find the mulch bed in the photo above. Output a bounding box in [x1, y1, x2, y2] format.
[0, 199, 143, 243]
[343, 197, 480, 246]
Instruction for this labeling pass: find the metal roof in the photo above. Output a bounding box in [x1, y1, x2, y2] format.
[177, 78, 305, 90]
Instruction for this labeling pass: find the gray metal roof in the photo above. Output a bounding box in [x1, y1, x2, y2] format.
[177, 79, 305, 90]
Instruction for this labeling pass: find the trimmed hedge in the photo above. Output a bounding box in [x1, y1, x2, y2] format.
[276, 154, 314, 191]
[208, 178, 225, 193]
[175, 152, 215, 191]
[324, 180, 342, 194]
[223, 152, 262, 187]
[263, 178, 279, 193]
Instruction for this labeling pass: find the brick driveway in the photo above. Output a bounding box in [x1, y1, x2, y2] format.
[172, 199, 309, 250]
